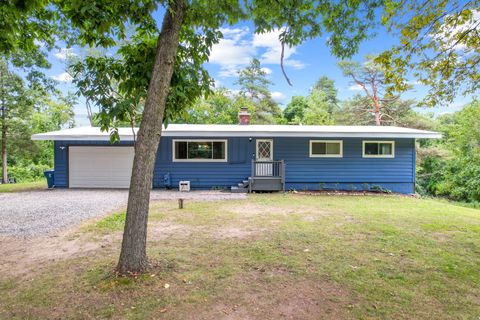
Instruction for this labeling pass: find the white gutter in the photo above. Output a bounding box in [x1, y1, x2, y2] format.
[32, 131, 442, 140]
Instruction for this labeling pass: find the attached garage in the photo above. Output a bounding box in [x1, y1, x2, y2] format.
[68, 146, 134, 188]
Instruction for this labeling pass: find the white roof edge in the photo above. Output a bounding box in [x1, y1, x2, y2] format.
[31, 125, 442, 141]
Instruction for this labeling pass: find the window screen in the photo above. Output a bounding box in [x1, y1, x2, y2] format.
[310, 141, 342, 157]
[174, 141, 227, 161]
[363, 142, 394, 157]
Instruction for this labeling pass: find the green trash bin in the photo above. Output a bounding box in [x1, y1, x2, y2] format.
[44, 170, 55, 189]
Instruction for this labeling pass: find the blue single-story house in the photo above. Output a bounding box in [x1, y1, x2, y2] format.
[32, 111, 440, 194]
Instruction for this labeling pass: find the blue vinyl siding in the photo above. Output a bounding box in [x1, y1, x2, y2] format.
[53, 136, 416, 193]
[153, 137, 254, 189]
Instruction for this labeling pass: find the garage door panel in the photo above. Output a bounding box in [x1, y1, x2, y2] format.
[69, 146, 134, 188]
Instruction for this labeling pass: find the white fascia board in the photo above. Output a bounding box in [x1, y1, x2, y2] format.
[164, 131, 442, 139]
[31, 125, 442, 140]
[31, 131, 442, 140]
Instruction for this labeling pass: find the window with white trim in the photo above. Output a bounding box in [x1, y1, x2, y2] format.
[362, 141, 395, 158]
[309, 140, 343, 157]
[173, 140, 227, 162]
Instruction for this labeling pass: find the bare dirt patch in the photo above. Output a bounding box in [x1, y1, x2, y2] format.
[0, 232, 117, 278]
[212, 226, 268, 240]
[181, 278, 355, 320]
[148, 222, 196, 241]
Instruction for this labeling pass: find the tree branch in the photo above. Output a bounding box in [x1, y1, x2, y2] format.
[280, 41, 293, 86]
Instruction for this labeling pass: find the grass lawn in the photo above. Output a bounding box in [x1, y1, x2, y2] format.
[0, 180, 46, 193]
[0, 194, 479, 319]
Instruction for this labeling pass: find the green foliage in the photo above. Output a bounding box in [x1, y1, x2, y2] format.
[236, 58, 282, 124]
[175, 88, 240, 124]
[251, 0, 382, 57]
[71, 27, 219, 141]
[283, 76, 337, 125]
[301, 91, 334, 125]
[334, 94, 435, 129]
[378, 1, 480, 107]
[283, 96, 308, 123]
[283, 91, 334, 125]
[311, 76, 338, 109]
[0, 60, 75, 182]
[7, 163, 51, 182]
[417, 102, 480, 202]
[0, 0, 57, 68]
[3, 0, 385, 138]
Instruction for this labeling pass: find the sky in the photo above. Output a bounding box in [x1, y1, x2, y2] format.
[41, 12, 471, 127]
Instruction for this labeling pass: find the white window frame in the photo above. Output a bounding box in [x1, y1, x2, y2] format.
[172, 139, 228, 162]
[362, 140, 395, 158]
[309, 140, 343, 158]
[256, 139, 273, 160]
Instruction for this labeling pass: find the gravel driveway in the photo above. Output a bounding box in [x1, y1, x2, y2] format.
[0, 189, 246, 237]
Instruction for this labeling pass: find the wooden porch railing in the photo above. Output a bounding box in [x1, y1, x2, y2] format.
[251, 160, 285, 191]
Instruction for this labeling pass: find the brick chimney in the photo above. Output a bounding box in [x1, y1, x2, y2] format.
[238, 107, 251, 125]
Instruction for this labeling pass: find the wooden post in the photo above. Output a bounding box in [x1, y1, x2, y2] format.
[178, 198, 184, 209]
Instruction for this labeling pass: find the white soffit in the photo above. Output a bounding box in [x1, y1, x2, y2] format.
[31, 124, 442, 141]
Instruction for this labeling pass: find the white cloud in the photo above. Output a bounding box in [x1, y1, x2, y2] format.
[209, 37, 255, 77]
[271, 91, 287, 102]
[54, 48, 78, 61]
[209, 27, 305, 78]
[261, 67, 272, 75]
[219, 27, 250, 42]
[213, 78, 222, 88]
[435, 10, 480, 51]
[253, 29, 306, 69]
[51, 72, 73, 83]
[348, 84, 363, 91]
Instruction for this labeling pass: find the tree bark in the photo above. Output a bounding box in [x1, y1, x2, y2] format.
[1, 68, 7, 184]
[1, 115, 7, 184]
[374, 104, 381, 126]
[117, 0, 186, 274]
[371, 79, 381, 126]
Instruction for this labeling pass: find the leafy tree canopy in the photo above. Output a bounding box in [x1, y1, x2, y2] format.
[378, 1, 480, 107]
[311, 76, 338, 108]
[417, 102, 480, 202]
[236, 58, 282, 124]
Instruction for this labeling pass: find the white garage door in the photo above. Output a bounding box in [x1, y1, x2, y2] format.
[69, 146, 134, 188]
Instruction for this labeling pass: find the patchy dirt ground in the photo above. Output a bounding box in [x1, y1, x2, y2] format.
[1, 194, 479, 319]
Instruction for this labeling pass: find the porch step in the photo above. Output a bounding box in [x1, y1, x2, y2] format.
[231, 186, 248, 193]
[231, 177, 250, 193]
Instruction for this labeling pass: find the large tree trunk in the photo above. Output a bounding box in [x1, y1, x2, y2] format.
[1, 119, 7, 184]
[0, 66, 7, 184]
[117, 0, 186, 274]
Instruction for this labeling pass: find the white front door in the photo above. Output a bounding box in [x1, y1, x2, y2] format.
[255, 139, 273, 176]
